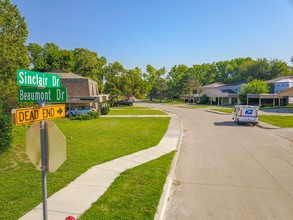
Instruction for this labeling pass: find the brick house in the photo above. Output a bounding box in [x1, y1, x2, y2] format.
[49, 70, 108, 110]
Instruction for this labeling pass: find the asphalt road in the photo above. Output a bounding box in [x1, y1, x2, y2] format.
[143, 103, 293, 220]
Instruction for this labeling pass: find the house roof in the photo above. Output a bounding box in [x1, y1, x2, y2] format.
[266, 76, 293, 83]
[221, 81, 247, 87]
[200, 88, 228, 97]
[220, 89, 237, 94]
[201, 82, 225, 88]
[49, 70, 87, 79]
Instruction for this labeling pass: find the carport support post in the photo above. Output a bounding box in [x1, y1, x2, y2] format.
[39, 100, 48, 220]
[259, 95, 262, 107]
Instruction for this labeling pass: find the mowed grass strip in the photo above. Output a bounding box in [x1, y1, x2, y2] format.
[0, 117, 169, 220]
[79, 152, 175, 220]
[259, 115, 293, 128]
[109, 106, 167, 115]
[210, 108, 234, 114]
[180, 104, 209, 109]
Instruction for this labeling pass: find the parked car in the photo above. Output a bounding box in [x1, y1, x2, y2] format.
[232, 105, 259, 125]
[66, 106, 96, 116]
[113, 100, 133, 106]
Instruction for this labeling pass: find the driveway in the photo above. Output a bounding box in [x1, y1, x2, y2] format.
[142, 103, 293, 220]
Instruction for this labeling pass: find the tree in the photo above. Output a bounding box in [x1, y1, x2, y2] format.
[120, 67, 148, 99]
[154, 77, 168, 102]
[0, 100, 12, 153]
[0, 0, 30, 113]
[103, 62, 125, 104]
[27, 43, 48, 71]
[181, 71, 200, 95]
[74, 48, 106, 82]
[145, 65, 166, 101]
[269, 59, 292, 77]
[239, 79, 269, 103]
[167, 64, 188, 100]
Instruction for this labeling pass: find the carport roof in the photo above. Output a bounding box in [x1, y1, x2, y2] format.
[247, 94, 282, 99]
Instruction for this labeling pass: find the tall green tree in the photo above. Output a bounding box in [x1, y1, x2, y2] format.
[167, 64, 188, 100]
[103, 61, 125, 104]
[0, 0, 29, 113]
[42, 43, 62, 71]
[120, 67, 147, 99]
[181, 71, 200, 95]
[74, 48, 106, 82]
[27, 43, 48, 71]
[154, 77, 168, 102]
[145, 64, 166, 101]
[269, 59, 292, 77]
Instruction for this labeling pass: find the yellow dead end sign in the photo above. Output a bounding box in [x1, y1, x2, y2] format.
[26, 121, 66, 173]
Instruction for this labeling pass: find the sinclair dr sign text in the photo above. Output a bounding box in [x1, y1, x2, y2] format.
[17, 69, 60, 87]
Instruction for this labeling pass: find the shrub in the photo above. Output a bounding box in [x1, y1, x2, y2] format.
[100, 106, 110, 115]
[0, 113, 12, 153]
[199, 94, 209, 104]
[88, 111, 99, 119]
[70, 111, 99, 121]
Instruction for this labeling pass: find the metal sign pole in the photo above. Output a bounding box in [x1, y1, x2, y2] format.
[39, 101, 48, 220]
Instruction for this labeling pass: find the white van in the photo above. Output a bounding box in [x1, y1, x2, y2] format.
[233, 105, 259, 125]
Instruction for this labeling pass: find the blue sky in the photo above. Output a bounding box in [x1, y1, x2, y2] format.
[11, 0, 293, 71]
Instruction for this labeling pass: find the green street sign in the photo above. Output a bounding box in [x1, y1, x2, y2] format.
[18, 87, 67, 103]
[17, 69, 60, 87]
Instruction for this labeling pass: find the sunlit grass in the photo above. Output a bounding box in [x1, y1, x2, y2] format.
[79, 152, 175, 220]
[109, 106, 167, 115]
[259, 115, 293, 128]
[0, 117, 169, 220]
[210, 108, 234, 114]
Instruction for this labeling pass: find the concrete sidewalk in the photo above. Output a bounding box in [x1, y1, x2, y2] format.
[20, 114, 181, 220]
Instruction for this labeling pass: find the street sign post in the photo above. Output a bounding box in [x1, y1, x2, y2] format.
[18, 87, 67, 103]
[14, 104, 66, 125]
[15, 69, 67, 220]
[17, 69, 61, 87]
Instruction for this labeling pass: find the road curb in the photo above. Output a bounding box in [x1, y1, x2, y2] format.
[154, 115, 183, 220]
[205, 109, 231, 115]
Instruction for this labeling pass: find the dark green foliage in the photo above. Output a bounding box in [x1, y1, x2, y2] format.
[239, 79, 269, 104]
[0, 0, 30, 113]
[100, 106, 110, 115]
[87, 111, 100, 118]
[0, 103, 12, 153]
[70, 111, 99, 120]
[199, 94, 209, 104]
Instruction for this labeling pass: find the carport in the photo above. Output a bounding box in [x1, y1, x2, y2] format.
[200, 89, 240, 106]
[246, 94, 287, 107]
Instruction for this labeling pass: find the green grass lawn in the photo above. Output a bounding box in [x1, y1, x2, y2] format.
[259, 115, 293, 128]
[210, 108, 234, 114]
[0, 117, 169, 220]
[179, 104, 209, 109]
[79, 151, 175, 220]
[109, 106, 167, 115]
